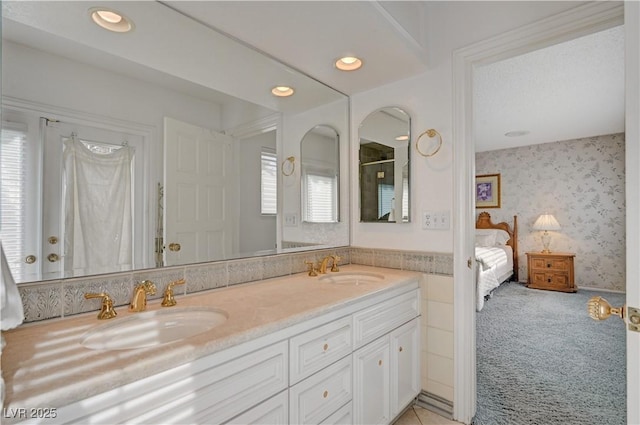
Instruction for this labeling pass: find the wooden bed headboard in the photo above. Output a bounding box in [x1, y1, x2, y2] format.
[476, 212, 518, 281]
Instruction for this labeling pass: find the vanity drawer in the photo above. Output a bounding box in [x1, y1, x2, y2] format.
[353, 289, 419, 349]
[289, 356, 352, 425]
[226, 390, 289, 425]
[290, 316, 352, 384]
[320, 401, 352, 424]
[191, 340, 289, 424]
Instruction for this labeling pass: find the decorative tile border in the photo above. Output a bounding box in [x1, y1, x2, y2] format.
[351, 247, 453, 276]
[15, 246, 452, 324]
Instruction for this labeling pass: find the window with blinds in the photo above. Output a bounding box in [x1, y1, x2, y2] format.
[1, 125, 28, 277]
[261, 149, 277, 215]
[378, 183, 394, 219]
[303, 172, 337, 223]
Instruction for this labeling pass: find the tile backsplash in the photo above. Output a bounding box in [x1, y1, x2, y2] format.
[17, 246, 451, 323]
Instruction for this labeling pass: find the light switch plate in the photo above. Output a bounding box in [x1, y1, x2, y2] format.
[284, 213, 297, 227]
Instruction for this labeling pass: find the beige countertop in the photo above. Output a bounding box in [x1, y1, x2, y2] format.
[2, 265, 420, 411]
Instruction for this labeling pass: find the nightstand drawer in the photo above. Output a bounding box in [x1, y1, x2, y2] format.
[530, 257, 571, 271]
[530, 271, 571, 288]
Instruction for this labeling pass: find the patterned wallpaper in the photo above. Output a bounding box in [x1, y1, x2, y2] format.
[476, 133, 626, 292]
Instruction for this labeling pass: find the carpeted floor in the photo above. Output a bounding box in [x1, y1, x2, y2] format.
[474, 282, 626, 425]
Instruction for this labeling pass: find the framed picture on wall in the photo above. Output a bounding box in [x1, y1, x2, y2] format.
[475, 174, 501, 208]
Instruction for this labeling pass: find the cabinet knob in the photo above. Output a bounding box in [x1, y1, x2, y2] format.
[25, 255, 37, 264]
[378, 359, 383, 366]
[323, 390, 328, 398]
[323, 343, 329, 351]
[399, 346, 403, 352]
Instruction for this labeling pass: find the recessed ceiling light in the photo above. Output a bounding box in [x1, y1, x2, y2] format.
[395, 135, 409, 141]
[89, 7, 134, 33]
[271, 86, 295, 97]
[504, 130, 530, 137]
[335, 56, 363, 71]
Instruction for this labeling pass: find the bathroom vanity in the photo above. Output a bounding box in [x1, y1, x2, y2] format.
[2, 266, 421, 424]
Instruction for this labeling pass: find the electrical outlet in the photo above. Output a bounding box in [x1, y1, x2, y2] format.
[284, 213, 297, 227]
[423, 210, 450, 230]
[422, 211, 434, 230]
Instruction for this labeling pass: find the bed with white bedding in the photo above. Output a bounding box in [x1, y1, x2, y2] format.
[475, 212, 518, 311]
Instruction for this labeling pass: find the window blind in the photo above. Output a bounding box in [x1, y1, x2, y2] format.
[304, 173, 336, 222]
[261, 149, 277, 215]
[1, 125, 28, 276]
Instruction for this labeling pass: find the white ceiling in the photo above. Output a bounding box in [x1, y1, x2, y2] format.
[166, 1, 625, 151]
[473, 25, 625, 152]
[2, 1, 624, 151]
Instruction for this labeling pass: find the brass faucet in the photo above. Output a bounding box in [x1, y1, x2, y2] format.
[129, 280, 156, 312]
[161, 279, 186, 307]
[319, 255, 342, 274]
[84, 292, 117, 320]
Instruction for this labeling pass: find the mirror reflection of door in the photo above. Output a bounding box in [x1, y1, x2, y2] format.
[1, 110, 146, 281]
[359, 107, 410, 223]
[164, 117, 235, 266]
[45, 120, 145, 279]
[301, 125, 340, 223]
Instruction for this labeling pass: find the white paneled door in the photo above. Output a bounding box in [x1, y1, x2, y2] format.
[164, 117, 235, 266]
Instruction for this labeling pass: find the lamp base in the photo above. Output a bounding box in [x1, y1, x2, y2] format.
[541, 231, 552, 253]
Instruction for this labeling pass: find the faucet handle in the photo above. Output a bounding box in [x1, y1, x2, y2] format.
[331, 255, 341, 272]
[162, 279, 185, 307]
[305, 260, 318, 277]
[84, 292, 117, 320]
[139, 280, 157, 295]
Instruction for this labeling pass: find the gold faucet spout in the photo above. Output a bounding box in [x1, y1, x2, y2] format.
[129, 280, 156, 312]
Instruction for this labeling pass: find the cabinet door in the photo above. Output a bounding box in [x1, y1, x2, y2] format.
[390, 318, 421, 417]
[353, 335, 390, 425]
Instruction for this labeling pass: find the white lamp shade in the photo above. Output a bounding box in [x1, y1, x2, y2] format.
[533, 214, 561, 231]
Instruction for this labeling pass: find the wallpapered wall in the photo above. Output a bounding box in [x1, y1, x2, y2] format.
[476, 133, 626, 292]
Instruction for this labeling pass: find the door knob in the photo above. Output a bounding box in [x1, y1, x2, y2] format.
[168, 243, 181, 252]
[47, 253, 59, 263]
[587, 296, 625, 321]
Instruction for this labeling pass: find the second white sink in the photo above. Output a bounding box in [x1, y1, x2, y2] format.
[81, 307, 228, 350]
[318, 271, 385, 285]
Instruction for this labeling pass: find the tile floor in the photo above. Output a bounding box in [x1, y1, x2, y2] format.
[393, 406, 462, 425]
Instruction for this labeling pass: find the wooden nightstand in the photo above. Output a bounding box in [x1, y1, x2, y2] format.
[526, 252, 576, 292]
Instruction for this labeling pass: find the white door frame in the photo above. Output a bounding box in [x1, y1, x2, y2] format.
[452, 2, 633, 423]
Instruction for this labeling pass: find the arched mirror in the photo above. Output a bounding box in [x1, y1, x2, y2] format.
[359, 107, 410, 223]
[300, 125, 340, 223]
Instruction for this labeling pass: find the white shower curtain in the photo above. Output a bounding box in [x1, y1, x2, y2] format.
[63, 138, 133, 275]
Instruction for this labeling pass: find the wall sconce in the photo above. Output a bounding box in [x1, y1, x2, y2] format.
[533, 213, 561, 253]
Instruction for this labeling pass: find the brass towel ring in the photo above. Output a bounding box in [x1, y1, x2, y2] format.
[282, 156, 296, 176]
[416, 129, 443, 157]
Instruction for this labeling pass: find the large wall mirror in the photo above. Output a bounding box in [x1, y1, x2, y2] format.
[300, 125, 340, 224]
[1, 1, 349, 283]
[359, 107, 411, 223]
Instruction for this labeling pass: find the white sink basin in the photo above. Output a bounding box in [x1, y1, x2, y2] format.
[81, 307, 228, 350]
[318, 272, 385, 285]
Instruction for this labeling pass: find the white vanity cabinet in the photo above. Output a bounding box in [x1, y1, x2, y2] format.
[352, 291, 421, 425]
[19, 277, 420, 425]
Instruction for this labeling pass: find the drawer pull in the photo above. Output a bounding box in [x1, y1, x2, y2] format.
[547, 263, 551, 268]
[548, 278, 552, 283]
[323, 343, 329, 351]
[399, 346, 403, 352]
[323, 390, 328, 398]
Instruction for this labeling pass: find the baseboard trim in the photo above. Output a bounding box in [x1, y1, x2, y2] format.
[415, 391, 454, 419]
